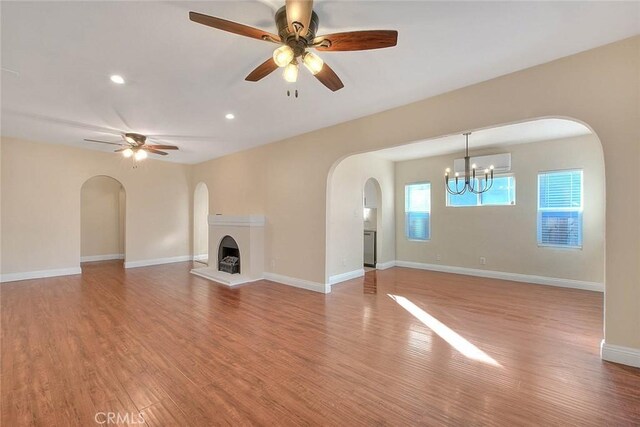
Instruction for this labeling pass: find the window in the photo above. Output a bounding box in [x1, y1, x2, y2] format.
[537, 170, 583, 248]
[446, 176, 516, 207]
[405, 182, 430, 240]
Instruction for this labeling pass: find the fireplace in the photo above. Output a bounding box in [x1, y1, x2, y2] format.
[190, 215, 264, 287]
[218, 235, 240, 274]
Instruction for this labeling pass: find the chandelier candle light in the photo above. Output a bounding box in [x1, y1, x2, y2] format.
[445, 133, 494, 195]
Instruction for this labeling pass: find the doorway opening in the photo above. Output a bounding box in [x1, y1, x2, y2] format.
[193, 182, 209, 266]
[80, 176, 126, 265]
[363, 177, 382, 269]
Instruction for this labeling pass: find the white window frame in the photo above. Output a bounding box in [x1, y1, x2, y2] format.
[537, 169, 583, 249]
[446, 174, 516, 207]
[404, 182, 431, 242]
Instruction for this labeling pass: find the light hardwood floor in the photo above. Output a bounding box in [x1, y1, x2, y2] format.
[2, 261, 639, 425]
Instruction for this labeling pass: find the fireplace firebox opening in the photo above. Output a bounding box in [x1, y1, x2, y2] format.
[218, 235, 240, 274]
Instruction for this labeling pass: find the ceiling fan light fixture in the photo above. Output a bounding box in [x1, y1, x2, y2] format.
[110, 74, 125, 84]
[134, 149, 148, 161]
[122, 148, 134, 158]
[273, 45, 295, 67]
[283, 61, 299, 83]
[302, 51, 323, 75]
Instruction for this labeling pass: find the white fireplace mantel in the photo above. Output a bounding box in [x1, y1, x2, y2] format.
[208, 215, 265, 227]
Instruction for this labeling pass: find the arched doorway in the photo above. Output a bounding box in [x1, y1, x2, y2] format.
[326, 118, 604, 293]
[80, 176, 126, 265]
[326, 153, 395, 285]
[193, 182, 209, 265]
[363, 177, 383, 269]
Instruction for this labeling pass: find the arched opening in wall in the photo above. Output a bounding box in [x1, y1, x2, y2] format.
[363, 178, 383, 270]
[193, 182, 209, 266]
[326, 153, 396, 286]
[326, 119, 605, 319]
[80, 176, 126, 267]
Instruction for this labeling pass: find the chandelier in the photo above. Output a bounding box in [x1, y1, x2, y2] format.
[445, 133, 494, 195]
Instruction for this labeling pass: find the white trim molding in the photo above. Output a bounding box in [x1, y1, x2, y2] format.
[376, 260, 396, 270]
[124, 255, 192, 269]
[263, 272, 330, 294]
[329, 269, 364, 286]
[394, 260, 604, 292]
[80, 253, 124, 263]
[1, 267, 82, 283]
[208, 214, 265, 227]
[193, 254, 209, 262]
[601, 341, 640, 368]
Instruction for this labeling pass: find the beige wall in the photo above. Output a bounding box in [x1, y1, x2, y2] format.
[80, 176, 124, 258]
[191, 37, 639, 350]
[328, 153, 395, 278]
[395, 135, 605, 283]
[1, 138, 191, 273]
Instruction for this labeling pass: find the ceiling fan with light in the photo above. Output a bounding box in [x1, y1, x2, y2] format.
[189, 0, 398, 91]
[84, 133, 179, 161]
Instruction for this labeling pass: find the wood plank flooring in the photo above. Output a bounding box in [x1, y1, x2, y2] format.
[2, 261, 639, 425]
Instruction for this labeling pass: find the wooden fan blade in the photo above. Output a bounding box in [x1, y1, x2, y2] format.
[189, 12, 280, 43]
[285, 0, 313, 36]
[314, 62, 344, 92]
[145, 144, 179, 150]
[144, 148, 168, 156]
[85, 139, 126, 146]
[313, 30, 398, 51]
[245, 58, 279, 82]
[114, 148, 129, 152]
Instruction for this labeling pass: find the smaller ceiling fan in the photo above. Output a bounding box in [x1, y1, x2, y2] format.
[189, 0, 398, 91]
[84, 133, 179, 161]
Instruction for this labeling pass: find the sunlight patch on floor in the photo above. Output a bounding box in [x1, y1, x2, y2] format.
[388, 294, 501, 367]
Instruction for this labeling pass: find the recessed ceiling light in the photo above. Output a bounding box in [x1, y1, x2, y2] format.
[110, 75, 125, 84]
[225, 113, 235, 120]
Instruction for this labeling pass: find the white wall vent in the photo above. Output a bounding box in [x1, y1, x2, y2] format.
[453, 153, 511, 174]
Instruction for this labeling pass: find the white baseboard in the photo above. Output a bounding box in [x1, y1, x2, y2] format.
[394, 260, 604, 292]
[329, 269, 364, 285]
[1, 266, 82, 283]
[124, 255, 192, 269]
[193, 254, 208, 262]
[81, 253, 124, 263]
[601, 341, 640, 368]
[376, 260, 396, 270]
[263, 272, 330, 294]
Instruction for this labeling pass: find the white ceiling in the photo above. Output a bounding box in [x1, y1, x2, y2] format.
[1, 1, 638, 164]
[372, 118, 592, 162]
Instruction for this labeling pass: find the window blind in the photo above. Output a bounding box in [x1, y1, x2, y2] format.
[405, 183, 430, 240]
[537, 170, 583, 247]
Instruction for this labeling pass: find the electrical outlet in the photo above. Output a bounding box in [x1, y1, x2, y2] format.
[436, 254, 442, 262]
[480, 257, 486, 265]
[271, 259, 276, 269]
[342, 258, 347, 266]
